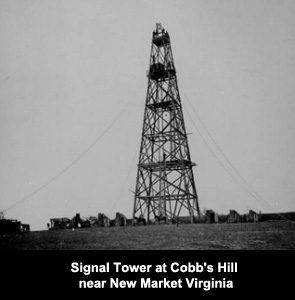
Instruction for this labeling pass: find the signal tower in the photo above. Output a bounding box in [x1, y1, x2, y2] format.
[132, 24, 200, 224]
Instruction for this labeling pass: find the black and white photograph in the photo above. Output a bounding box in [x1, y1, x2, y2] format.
[0, 0, 294, 294]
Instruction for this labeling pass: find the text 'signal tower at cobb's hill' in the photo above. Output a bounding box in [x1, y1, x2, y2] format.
[132, 24, 200, 224]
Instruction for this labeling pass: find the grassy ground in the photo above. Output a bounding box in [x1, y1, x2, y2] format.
[1, 221, 295, 250]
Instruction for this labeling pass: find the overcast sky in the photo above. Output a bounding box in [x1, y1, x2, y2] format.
[1, 0, 295, 230]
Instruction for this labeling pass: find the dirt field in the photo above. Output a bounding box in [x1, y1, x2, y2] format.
[1, 221, 295, 250]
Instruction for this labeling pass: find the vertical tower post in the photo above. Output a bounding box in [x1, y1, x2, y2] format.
[133, 24, 200, 224]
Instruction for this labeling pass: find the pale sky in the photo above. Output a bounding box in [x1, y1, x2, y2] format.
[1, 0, 294, 230]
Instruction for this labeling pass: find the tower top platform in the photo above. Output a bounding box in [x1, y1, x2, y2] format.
[152, 23, 170, 47]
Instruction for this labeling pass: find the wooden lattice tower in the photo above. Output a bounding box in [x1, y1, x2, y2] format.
[132, 24, 200, 224]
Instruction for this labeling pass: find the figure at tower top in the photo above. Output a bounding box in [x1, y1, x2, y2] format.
[132, 24, 200, 225]
[152, 23, 170, 48]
